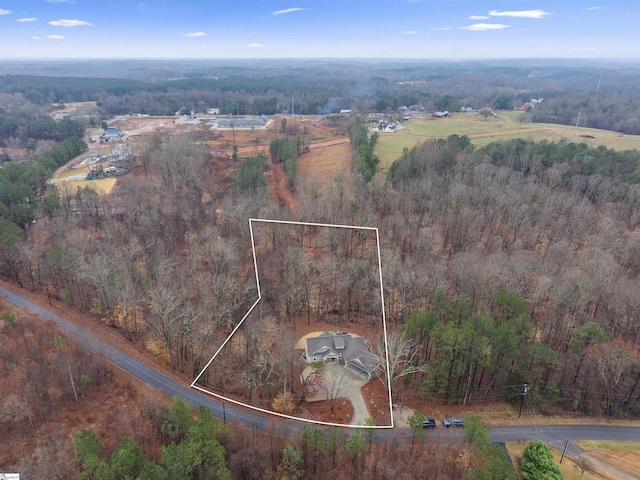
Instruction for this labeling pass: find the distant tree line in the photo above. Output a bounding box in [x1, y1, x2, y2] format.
[2, 123, 640, 419]
[0, 135, 86, 240]
[390, 135, 640, 186]
[270, 136, 302, 189]
[234, 153, 268, 192]
[4, 63, 640, 128]
[525, 90, 640, 135]
[0, 108, 85, 145]
[350, 122, 379, 183]
[480, 137, 640, 184]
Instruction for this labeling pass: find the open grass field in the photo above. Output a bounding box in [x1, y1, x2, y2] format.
[506, 442, 610, 480]
[376, 112, 640, 170]
[577, 441, 640, 479]
[70, 178, 118, 194]
[506, 441, 640, 480]
[298, 142, 351, 185]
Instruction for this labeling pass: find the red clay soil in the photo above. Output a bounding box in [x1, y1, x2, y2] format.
[267, 161, 297, 210]
[361, 378, 394, 426]
[299, 397, 355, 425]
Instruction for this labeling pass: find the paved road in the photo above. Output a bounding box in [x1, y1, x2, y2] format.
[0, 284, 273, 433]
[2, 284, 639, 446]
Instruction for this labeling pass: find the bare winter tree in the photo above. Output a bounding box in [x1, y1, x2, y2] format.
[589, 340, 639, 416]
[374, 330, 429, 401]
[327, 367, 347, 412]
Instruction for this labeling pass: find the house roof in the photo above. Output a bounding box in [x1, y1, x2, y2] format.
[346, 348, 379, 374]
[304, 332, 378, 376]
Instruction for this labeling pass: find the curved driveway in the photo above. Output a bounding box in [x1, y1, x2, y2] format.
[2, 284, 639, 445]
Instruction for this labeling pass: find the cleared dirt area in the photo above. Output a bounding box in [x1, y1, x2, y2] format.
[298, 394, 355, 425]
[110, 116, 176, 136]
[51, 114, 349, 202]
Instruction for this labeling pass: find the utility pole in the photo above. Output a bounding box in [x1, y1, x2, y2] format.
[519, 383, 529, 418]
[560, 439, 570, 463]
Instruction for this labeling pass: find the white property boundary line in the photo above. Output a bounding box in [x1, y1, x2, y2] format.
[191, 218, 394, 429]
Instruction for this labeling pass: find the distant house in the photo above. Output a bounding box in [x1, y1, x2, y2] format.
[302, 332, 379, 379]
[378, 121, 397, 133]
[100, 127, 124, 142]
[432, 111, 449, 118]
[339, 109, 352, 115]
[368, 113, 386, 122]
[207, 108, 220, 115]
[50, 111, 70, 120]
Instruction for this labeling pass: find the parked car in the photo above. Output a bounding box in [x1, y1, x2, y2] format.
[443, 417, 463, 427]
[422, 418, 436, 428]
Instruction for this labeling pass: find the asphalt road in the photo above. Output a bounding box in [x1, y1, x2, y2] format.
[2, 284, 639, 445]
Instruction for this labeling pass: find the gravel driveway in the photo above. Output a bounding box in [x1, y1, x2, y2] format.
[322, 363, 369, 425]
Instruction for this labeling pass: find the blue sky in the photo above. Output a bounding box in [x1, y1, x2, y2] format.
[0, 1, 637, 59]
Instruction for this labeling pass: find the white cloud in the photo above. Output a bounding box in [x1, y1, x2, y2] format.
[401, 30, 417, 35]
[0, 8, 11, 15]
[48, 19, 94, 27]
[17, 17, 37, 22]
[461, 23, 510, 31]
[431, 27, 451, 31]
[246, 43, 264, 48]
[46, 35, 65, 39]
[586, 6, 604, 10]
[489, 10, 550, 19]
[470, 15, 489, 20]
[30, 36, 41, 40]
[184, 32, 207, 37]
[272, 7, 309, 16]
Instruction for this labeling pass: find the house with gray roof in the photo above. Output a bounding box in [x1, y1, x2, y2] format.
[302, 332, 379, 379]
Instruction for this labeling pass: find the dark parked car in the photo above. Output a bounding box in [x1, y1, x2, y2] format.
[422, 418, 436, 428]
[443, 417, 463, 427]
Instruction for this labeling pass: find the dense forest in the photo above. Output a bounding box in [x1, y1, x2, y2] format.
[1, 61, 640, 478]
[1, 302, 515, 479]
[1, 117, 639, 421]
[0, 61, 640, 464]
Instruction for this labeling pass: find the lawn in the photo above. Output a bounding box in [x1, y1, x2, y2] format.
[506, 442, 609, 480]
[506, 441, 640, 480]
[576, 441, 640, 479]
[375, 112, 640, 170]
